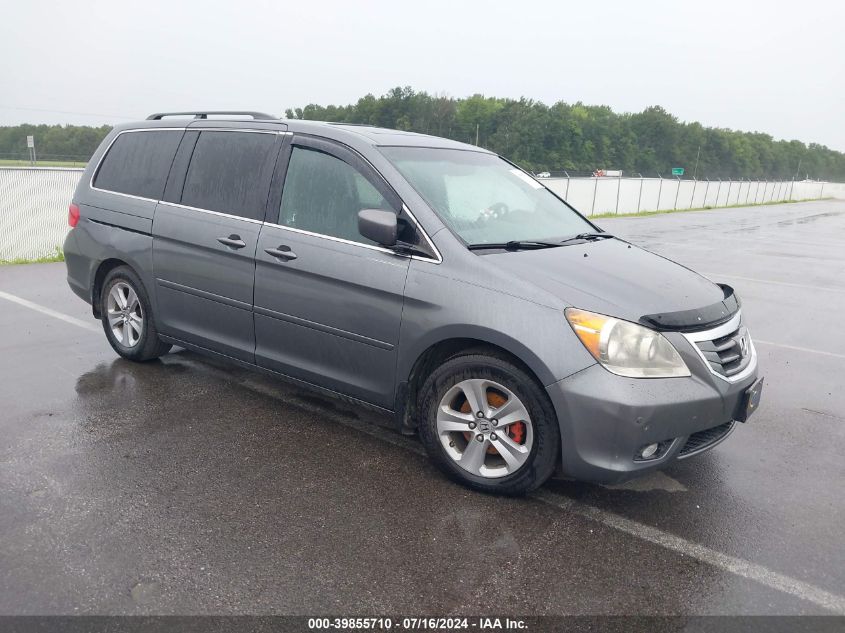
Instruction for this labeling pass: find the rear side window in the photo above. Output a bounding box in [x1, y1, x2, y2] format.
[180, 131, 277, 221]
[93, 130, 182, 199]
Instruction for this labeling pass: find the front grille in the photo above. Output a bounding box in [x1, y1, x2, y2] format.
[678, 422, 734, 457]
[694, 325, 752, 378]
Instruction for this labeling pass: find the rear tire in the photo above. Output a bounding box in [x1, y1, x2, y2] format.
[417, 352, 560, 495]
[100, 266, 171, 362]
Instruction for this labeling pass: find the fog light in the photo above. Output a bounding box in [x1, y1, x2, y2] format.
[639, 443, 659, 459]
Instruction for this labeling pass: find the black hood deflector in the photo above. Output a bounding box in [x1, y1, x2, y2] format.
[640, 284, 740, 332]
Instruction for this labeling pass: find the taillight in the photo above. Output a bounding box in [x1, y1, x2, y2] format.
[68, 203, 80, 227]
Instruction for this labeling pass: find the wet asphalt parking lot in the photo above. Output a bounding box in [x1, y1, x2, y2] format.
[1, 200, 844, 617]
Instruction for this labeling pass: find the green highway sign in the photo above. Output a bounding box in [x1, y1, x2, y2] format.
[671, 167, 684, 176]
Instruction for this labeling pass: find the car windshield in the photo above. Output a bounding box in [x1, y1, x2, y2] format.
[380, 146, 594, 246]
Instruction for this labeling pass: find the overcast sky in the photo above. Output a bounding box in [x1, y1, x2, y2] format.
[1, 0, 843, 150]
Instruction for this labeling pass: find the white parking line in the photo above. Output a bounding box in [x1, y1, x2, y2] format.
[4, 288, 845, 613]
[702, 272, 845, 294]
[532, 490, 845, 614]
[295, 405, 845, 614]
[0, 290, 100, 332]
[755, 339, 845, 360]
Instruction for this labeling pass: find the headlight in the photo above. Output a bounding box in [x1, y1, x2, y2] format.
[565, 308, 690, 378]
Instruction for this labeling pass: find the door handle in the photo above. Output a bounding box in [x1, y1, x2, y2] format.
[217, 235, 246, 249]
[265, 245, 297, 261]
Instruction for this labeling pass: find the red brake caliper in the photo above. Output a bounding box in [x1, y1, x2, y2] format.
[509, 421, 526, 444]
[461, 392, 526, 453]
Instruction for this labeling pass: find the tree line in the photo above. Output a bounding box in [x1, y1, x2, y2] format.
[0, 123, 111, 162]
[2, 87, 843, 180]
[285, 87, 844, 180]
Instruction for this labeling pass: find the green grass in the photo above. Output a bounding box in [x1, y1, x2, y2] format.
[590, 197, 830, 219]
[0, 248, 65, 265]
[0, 159, 86, 168]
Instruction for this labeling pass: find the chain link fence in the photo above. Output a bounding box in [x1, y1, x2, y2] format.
[1, 167, 843, 262]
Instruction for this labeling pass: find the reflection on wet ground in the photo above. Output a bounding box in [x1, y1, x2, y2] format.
[1, 200, 844, 615]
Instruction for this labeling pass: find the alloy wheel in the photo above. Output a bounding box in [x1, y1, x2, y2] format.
[436, 378, 533, 478]
[106, 281, 143, 348]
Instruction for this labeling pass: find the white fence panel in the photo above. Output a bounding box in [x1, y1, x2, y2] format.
[544, 176, 839, 216]
[643, 180, 662, 211]
[0, 167, 83, 260]
[0, 167, 843, 261]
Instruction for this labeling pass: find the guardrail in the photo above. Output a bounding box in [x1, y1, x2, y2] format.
[1, 167, 843, 261]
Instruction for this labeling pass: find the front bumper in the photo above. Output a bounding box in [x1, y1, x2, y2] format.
[547, 331, 758, 483]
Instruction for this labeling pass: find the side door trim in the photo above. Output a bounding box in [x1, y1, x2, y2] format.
[253, 304, 394, 350]
[156, 278, 252, 311]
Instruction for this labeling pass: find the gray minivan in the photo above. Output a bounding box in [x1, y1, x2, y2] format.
[64, 111, 762, 495]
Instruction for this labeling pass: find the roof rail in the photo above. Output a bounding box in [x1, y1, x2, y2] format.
[146, 111, 277, 121]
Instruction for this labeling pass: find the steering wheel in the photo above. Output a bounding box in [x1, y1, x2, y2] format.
[476, 202, 510, 223]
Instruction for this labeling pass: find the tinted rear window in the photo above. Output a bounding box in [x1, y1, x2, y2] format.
[180, 131, 277, 221]
[93, 130, 182, 199]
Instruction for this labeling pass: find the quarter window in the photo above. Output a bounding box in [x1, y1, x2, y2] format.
[181, 131, 277, 221]
[93, 130, 182, 199]
[279, 146, 395, 244]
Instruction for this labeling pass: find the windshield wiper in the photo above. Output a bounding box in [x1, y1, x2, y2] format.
[559, 232, 616, 245]
[468, 233, 615, 251]
[467, 240, 562, 251]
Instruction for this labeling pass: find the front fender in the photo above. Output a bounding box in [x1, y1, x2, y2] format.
[397, 264, 596, 388]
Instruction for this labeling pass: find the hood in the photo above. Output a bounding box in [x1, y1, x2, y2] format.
[484, 238, 732, 329]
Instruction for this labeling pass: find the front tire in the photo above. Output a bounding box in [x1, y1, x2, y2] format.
[417, 352, 560, 495]
[100, 266, 171, 362]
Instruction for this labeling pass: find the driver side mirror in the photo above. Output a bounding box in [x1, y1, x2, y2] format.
[358, 209, 398, 246]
